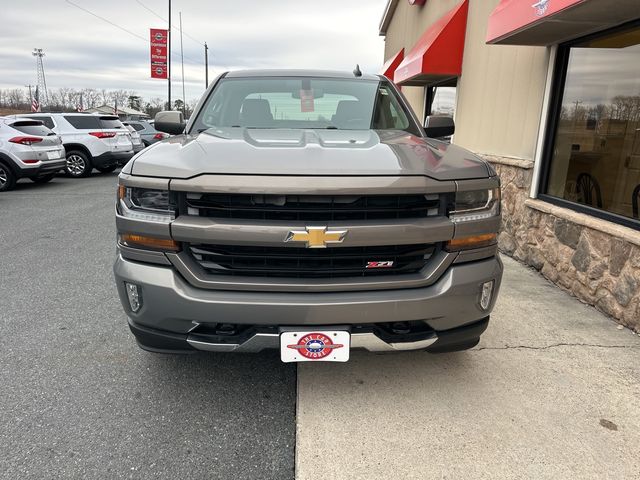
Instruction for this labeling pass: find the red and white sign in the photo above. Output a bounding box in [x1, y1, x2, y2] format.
[280, 330, 350, 362]
[150, 28, 168, 79]
[299, 89, 315, 113]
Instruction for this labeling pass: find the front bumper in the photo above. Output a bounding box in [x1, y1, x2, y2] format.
[127, 316, 489, 354]
[114, 254, 502, 352]
[94, 151, 135, 168]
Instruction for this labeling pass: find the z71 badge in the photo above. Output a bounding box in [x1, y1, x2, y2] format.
[366, 261, 394, 269]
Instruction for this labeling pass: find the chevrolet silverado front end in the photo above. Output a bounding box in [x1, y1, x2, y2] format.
[113, 70, 503, 362]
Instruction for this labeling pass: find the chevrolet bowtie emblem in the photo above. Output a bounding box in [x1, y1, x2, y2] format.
[285, 226, 347, 248]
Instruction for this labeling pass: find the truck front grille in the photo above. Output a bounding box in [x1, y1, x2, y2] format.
[188, 243, 437, 278]
[184, 193, 441, 221]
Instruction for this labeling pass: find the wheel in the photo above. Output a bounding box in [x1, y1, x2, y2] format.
[65, 150, 92, 178]
[0, 162, 16, 192]
[96, 165, 118, 173]
[30, 174, 56, 184]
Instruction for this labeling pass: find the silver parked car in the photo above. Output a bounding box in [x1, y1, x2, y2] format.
[122, 120, 169, 147]
[0, 117, 66, 192]
[113, 70, 503, 362]
[123, 123, 145, 154]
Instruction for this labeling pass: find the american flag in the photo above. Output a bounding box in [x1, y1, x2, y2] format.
[31, 86, 41, 112]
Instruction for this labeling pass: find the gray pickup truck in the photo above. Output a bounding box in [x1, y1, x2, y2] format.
[113, 69, 503, 362]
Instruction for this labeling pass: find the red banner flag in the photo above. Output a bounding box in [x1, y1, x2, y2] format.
[150, 28, 168, 79]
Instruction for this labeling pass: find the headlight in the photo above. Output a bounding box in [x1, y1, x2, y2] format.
[450, 188, 500, 223]
[117, 186, 175, 223]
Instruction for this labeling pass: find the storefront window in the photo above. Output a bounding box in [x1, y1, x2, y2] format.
[429, 86, 457, 117]
[544, 24, 640, 223]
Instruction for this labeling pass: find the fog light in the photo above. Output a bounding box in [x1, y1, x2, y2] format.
[480, 281, 494, 310]
[125, 282, 142, 312]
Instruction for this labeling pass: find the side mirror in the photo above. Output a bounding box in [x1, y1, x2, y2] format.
[424, 115, 455, 138]
[154, 111, 186, 135]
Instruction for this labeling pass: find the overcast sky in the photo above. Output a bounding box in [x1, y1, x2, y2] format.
[0, 0, 387, 103]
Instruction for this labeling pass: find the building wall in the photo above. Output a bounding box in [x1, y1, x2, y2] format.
[492, 161, 640, 331]
[455, 0, 548, 160]
[384, 0, 464, 127]
[383, 0, 549, 161]
[382, 0, 640, 331]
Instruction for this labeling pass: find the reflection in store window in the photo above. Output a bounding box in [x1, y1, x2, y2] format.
[545, 25, 640, 222]
[430, 86, 457, 117]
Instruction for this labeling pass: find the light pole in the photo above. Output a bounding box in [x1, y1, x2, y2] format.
[167, 0, 172, 110]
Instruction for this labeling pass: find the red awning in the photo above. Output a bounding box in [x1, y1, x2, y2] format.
[394, 0, 468, 86]
[487, 0, 640, 46]
[380, 49, 404, 80]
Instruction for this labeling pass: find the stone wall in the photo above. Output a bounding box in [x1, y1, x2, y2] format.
[485, 156, 640, 332]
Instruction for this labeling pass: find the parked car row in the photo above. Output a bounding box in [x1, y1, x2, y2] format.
[124, 120, 170, 147]
[0, 113, 170, 192]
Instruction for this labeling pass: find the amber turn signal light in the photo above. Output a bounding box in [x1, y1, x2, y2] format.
[446, 233, 497, 252]
[117, 184, 126, 200]
[120, 233, 180, 251]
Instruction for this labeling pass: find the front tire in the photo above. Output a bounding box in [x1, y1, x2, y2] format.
[0, 162, 16, 192]
[30, 174, 56, 184]
[96, 165, 118, 174]
[65, 151, 92, 178]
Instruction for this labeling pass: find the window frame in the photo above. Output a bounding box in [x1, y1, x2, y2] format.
[424, 78, 458, 124]
[538, 19, 640, 231]
[23, 115, 55, 129]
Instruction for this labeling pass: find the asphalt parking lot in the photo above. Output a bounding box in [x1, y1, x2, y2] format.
[2, 173, 639, 480]
[0, 174, 296, 480]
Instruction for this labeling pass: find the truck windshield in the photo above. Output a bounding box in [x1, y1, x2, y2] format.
[191, 77, 419, 134]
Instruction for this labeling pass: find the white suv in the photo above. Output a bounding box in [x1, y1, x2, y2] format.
[0, 117, 66, 191]
[15, 113, 134, 177]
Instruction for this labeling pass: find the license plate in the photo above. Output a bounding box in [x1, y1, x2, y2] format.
[280, 330, 350, 363]
[47, 150, 61, 160]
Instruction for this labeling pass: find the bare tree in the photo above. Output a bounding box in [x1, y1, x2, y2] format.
[145, 97, 165, 118]
[57, 87, 74, 109]
[100, 89, 111, 105]
[7, 88, 24, 108]
[111, 89, 130, 109]
[82, 88, 100, 108]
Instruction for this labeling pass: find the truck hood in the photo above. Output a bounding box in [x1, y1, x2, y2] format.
[130, 128, 490, 180]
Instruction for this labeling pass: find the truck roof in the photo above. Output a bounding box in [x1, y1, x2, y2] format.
[224, 69, 382, 81]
